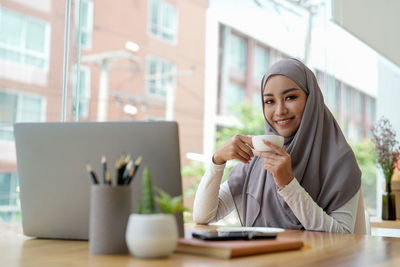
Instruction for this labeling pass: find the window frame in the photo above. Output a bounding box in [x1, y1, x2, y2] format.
[146, 55, 176, 99]
[253, 44, 269, 81]
[0, 7, 51, 72]
[74, 0, 94, 50]
[71, 65, 91, 119]
[228, 32, 247, 73]
[0, 88, 46, 141]
[148, 0, 178, 44]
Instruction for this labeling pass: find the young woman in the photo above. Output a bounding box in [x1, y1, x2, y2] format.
[193, 58, 362, 233]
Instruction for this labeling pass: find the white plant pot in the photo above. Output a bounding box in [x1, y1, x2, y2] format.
[125, 213, 178, 258]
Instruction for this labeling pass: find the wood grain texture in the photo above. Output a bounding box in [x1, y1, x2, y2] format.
[370, 217, 400, 229]
[1, 224, 400, 266]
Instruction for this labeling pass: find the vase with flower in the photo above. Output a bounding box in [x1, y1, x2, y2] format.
[371, 117, 400, 220]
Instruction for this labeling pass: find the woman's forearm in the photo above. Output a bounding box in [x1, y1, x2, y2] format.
[193, 161, 235, 224]
[278, 178, 359, 233]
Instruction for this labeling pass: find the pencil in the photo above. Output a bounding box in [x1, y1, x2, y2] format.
[116, 155, 128, 185]
[85, 164, 98, 184]
[106, 169, 112, 185]
[127, 156, 143, 185]
[122, 160, 133, 184]
[101, 156, 107, 185]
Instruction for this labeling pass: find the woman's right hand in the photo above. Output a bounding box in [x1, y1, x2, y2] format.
[212, 134, 254, 165]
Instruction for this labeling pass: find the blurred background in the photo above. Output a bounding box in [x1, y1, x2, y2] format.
[1, 0, 399, 225]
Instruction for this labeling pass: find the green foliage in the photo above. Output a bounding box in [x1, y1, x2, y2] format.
[136, 202, 143, 214]
[216, 103, 265, 148]
[216, 102, 265, 182]
[140, 167, 155, 214]
[181, 160, 205, 178]
[351, 140, 377, 215]
[137, 166, 188, 214]
[181, 102, 265, 222]
[154, 187, 189, 214]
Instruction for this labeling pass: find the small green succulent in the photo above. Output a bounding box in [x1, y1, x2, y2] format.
[136, 167, 188, 214]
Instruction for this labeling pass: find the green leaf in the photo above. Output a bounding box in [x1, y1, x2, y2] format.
[136, 201, 142, 214]
[154, 186, 189, 214]
[142, 167, 155, 214]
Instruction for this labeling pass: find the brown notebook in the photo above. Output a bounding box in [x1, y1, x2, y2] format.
[175, 237, 303, 259]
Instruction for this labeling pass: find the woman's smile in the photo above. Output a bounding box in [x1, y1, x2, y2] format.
[275, 117, 294, 126]
[263, 75, 307, 137]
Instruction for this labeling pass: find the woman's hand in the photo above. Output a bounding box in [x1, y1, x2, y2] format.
[213, 134, 254, 165]
[255, 140, 294, 189]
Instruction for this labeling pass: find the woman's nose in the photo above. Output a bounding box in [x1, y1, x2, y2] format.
[276, 101, 288, 115]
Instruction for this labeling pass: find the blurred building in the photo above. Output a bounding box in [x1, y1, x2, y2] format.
[0, 0, 208, 221]
[203, 0, 376, 160]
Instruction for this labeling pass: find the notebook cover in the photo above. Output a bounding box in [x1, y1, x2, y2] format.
[176, 237, 303, 259]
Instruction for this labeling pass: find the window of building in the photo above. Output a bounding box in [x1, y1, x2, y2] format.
[357, 125, 363, 141]
[344, 87, 352, 116]
[357, 92, 364, 119]
[229, 33, 247, 72]
[71, 66, 91, 119]
[324, 74, 338, 116]
[222, 82, 245, 116]
[0, 90, 45, 141]
[149, 0, 178, 43]
[252, 91, 261, 109]
[147, 56, 176, 98]
[0, 172, 19, 222]
[0, 8, 49, 70]
[75, 0, 93, 49]
[366, 97, 376, 123]
[254, 45, 269, 81]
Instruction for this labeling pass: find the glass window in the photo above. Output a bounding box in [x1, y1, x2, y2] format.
[149, 0, 178, 43]
[147, 56, 176, 98]
[0, 172, 18, 206]
[229, 34, 247, 72]
[0, 8, 49, 70]
[252, 91, 261, 109]
[71, 66, 91, 119]
[357, 125, 363, 141]
[345, 87, 352, 116]
[75, 0, 94, 49]
[367, 97, 376, 123]
[0, 91, 44, 141]
[254, 45, 269, 81]
[222, 82, 245, 116]
[325, 74, 338, 115]
[0, 172, 19, 222]
[357, 93, 364, 119]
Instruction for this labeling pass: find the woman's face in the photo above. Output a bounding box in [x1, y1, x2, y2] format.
[263, 75, 307, 137]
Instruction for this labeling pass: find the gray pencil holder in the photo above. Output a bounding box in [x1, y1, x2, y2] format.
[89, 185, 131, 254]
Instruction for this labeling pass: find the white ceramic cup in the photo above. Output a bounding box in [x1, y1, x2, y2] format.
[125, 213, 178, 258]
[252, 135, 284, 152]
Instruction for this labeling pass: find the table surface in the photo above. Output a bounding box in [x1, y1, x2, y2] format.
[1, 223, 400, 266]
[370, 217, 400, 229]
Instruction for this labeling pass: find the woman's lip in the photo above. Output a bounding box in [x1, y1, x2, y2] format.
[275, 117, 293, 126]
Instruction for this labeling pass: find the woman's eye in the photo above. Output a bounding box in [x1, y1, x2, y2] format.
[264, 99, 274, 104]
[285, 95, 297, 101]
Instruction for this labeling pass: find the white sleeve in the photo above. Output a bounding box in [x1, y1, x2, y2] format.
[192, 161, 236, 224]
[278, 178, 359, 233]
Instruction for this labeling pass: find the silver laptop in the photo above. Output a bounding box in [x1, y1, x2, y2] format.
[14, 121, 184, 240]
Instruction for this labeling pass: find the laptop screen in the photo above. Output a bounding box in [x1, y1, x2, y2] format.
[14, 121, 183, 240]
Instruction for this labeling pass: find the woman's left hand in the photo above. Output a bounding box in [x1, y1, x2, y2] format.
[255, 140, 294, 189]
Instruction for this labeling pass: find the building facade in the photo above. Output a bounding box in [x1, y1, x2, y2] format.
[0, 0, 208, 221]
[216, 23, 375, 144]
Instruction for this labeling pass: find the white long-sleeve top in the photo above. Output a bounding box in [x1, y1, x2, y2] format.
[193, 161, 359, 233]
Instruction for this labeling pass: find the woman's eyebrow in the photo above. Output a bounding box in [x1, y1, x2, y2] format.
[263, 87, 300, 97]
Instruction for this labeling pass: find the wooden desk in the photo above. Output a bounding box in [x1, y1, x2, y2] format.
[1, 224, 400, 266]
[370, 217, 400, 229]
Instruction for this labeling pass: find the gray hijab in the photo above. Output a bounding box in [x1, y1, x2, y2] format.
[228, 58, 361, 229]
